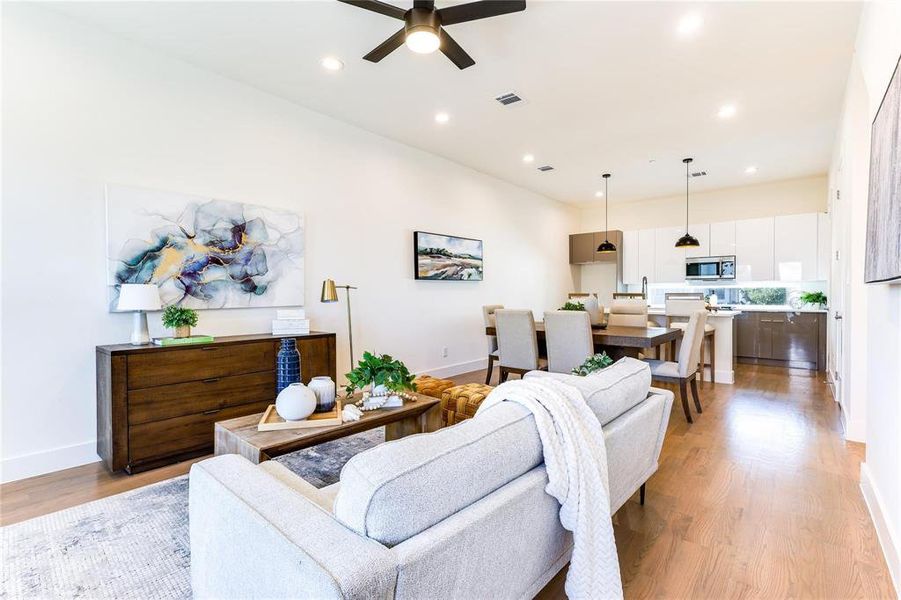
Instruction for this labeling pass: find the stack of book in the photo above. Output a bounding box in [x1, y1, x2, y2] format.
[272, 308, 310, 335]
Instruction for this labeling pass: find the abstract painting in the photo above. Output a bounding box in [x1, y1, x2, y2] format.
[414, 231, 483, 281]
[865, 53, 901, 284]
[106, 185, 304, 309]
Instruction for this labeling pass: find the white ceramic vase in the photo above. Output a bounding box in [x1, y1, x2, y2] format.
[275, 382, 317, 421]
[308, 376, 337, 412]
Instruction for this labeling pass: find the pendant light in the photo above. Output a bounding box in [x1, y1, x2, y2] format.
[675, 157, 701, 248]
[596, 173, 617, 253]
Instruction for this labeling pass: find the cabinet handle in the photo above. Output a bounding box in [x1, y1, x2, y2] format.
[202, 409, 221, 415]
[202, 378, 220, 384]
[201, 347, 218, 351]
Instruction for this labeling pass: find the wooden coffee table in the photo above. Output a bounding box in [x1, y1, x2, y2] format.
[214, 392, 442, 464]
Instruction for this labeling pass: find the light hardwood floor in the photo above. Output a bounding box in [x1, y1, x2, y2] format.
[1, 365, 895, 598]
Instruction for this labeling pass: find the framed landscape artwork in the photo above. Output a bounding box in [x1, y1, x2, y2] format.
[864, 53, 901, 284]
[106, 184, 304, 309]
[414, 231, 483, 281]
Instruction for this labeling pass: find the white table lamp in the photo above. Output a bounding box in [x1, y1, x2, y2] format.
[118, 284, 162, 345]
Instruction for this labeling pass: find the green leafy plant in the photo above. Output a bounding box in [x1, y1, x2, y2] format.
[161, 305, 199, 329]
[571, 352, 614, 376]
[800, 291, 827, 306]
[344, 351, 417, 397]
[560, 301, 585, 311]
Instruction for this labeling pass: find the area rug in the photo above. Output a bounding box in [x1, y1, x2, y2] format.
[1, 428, 385, 599]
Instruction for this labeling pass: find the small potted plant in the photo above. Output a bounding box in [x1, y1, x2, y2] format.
[799, 291, 827, 310]
[161, 305, 199, 339]
[559, 300, 586, 311]
[345, 351, 417, 407]
[572, 352, 614, 376]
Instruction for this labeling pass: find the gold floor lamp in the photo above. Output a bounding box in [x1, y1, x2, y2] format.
[321, 279, 357, 369]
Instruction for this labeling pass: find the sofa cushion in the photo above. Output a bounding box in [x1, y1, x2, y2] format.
[524, 357, 651, 426]
[333, 401, 543, 546]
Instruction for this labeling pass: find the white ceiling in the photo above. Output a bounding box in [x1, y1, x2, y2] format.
[49, 1, 860, 205]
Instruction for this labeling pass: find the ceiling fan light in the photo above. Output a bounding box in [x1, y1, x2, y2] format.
[675, 233, 701, 248]
[406, 28, 440, 54]
[596, 239, 617, 253]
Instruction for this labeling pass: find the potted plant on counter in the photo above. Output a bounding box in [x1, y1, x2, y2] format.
[161, 305, 199, 339]
[345, 351, 417, 408]
[799, 291, 827, 311]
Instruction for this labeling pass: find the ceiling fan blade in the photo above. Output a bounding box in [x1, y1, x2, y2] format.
[363, 28, 407, 62]
[437, 0, 525, 26]
[439, 29, 475, 70]
[337, 0, 407, 20]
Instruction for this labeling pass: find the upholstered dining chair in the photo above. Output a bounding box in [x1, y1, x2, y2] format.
[664, 297, 716, 382]
[495, 309, 546, 382]
[642, 310, 707, 423]
[482, 304, 504, 384]
[607, 299, 649, 328]
[543, 310, 594, 374]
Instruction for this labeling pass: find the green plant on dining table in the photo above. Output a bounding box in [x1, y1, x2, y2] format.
[572, 352, 614, 376]
[344, 351, 417, 397]
[560, 301, 585, 311]
[799, 291, 827, 307]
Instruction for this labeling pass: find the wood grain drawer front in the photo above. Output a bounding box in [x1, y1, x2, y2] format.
[128, 371, 275, 426]
[129, 400, 271, 464]
[127, 342, 275, 389]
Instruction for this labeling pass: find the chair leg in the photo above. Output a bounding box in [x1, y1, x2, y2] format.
[709, 335, 716, 385]
[499, 367, 508, 383]
[669, 340, 676, 362]
[699, 339, 706, 383]
[485, 355, 495, 385]
[690, 375, 702, 413]
[679, 379, 693, 423]
[639, 483, 646, 506]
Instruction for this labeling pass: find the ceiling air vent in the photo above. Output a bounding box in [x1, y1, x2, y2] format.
[537, 165, 554, 172]
[691, 170, 707, 178]
[495, 92, 524, 106]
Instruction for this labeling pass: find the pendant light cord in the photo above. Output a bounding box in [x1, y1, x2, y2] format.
[685, 159, 690, 233]
[604, 175, 609, 240]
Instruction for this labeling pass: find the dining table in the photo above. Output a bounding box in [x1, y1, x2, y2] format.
[485, 322, 682, 361]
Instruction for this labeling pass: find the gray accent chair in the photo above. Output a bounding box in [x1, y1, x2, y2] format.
[544, 310, 594, 374]
[482, 304, 504, 384]
[495, 309, 546, 382]
[190, 358, 674, 600]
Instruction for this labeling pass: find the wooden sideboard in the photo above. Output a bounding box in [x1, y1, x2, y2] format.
[96, 332, 337, 474]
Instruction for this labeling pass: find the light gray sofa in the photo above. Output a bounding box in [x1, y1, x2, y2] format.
[189, 358, 673, 600]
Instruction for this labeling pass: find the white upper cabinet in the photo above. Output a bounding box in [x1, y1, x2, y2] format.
[774, 213, 818, 281]
[622, 230, 640, 285]
[709, 221, 736, 256]
[638, 228, 656, 283]
[735, 217, 775, 281]
[817, 212, 831, 281]
[685, 223, 710, 258]
[655, 226, 686, 283]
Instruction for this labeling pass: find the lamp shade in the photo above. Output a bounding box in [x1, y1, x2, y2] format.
[117, 284, 161, 311]
[320, 279, 338, 303]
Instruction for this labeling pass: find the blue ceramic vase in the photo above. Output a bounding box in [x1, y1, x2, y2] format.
[276, 338, 301, 394]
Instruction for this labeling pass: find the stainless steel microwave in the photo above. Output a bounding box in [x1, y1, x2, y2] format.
[685, 255, 736, 281]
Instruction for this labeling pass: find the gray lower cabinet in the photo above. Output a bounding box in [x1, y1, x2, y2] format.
[735, 311, 825, 370]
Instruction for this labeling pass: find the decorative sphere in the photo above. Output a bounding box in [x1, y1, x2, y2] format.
[276, 383, 317, 421]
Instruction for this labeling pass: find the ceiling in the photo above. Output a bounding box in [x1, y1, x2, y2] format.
[49, 1, 861, 205]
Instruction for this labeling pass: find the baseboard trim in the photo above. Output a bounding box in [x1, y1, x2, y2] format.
[1, 441, 100, 484]
[421, 357, 488, 380]
[860, 462, 901, 596]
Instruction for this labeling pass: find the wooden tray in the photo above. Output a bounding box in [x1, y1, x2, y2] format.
[257, 402, 343, 431]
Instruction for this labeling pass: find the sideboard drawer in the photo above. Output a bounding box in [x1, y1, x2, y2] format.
[128, 371, 275, 425]
[128, 400, 271, 464]
[127, 341, 275, 389]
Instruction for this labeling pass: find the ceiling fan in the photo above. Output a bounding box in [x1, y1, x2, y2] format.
[337, 0, 526, 70]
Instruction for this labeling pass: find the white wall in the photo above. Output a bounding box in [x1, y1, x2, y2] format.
[0, 5, 577, 482]
[830, 1, 901, 593]
[579, 175, 828, 233]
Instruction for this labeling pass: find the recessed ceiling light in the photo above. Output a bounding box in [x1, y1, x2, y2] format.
[677, 13, 704, 37]
[320, 56, 344, 71]
[434, 112, 450, 124]
[717, 104, 737, 119]
[745, 165, 758, 174]
[649, 159, 657, 164]
[595, 191, 604, 198]
[522, 154, 535, 163]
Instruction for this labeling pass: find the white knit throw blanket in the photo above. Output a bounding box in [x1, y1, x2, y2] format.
[476, 377, 624, 600]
